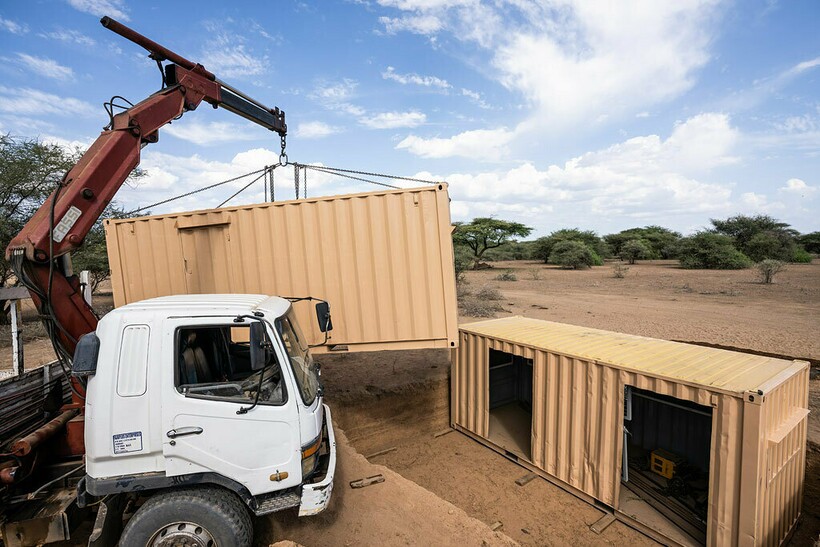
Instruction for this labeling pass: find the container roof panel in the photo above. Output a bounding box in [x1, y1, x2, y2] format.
[460, 316, 803, 395]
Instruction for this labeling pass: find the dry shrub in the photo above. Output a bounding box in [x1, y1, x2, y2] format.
[475, 285, 503, 300]
[494, 270, 517, 281]
[528, 268, 542, 280]
[756, 259, 786, 284]
[612, 263, 629, 278]
[458, 298, 504, 318]
[456, 284, 472, 299]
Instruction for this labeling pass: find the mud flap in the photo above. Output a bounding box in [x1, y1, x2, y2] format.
[88, 494, 126, 547]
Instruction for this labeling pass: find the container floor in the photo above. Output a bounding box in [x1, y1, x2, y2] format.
[488, 402, 532, 460]
[619, 483, 699, 546]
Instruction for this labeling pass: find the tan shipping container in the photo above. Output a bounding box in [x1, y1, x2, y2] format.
[451, 317, 809, 547]
[105, 184, 458, 353]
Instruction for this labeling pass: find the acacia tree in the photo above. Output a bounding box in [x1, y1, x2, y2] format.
[710, 214, 801, 261]
[453, 217, 532, 268]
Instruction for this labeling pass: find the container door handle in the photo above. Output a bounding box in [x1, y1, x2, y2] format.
[167, 426, 203, 438]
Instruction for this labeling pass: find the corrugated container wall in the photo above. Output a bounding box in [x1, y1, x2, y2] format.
[105, 185, 458, 353]
[451, 317, 809, 547]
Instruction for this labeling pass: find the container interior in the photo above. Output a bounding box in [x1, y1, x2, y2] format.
[621, 386, 713, 544]
[488, 349, 533, 460]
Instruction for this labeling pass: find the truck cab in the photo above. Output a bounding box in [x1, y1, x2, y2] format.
[74, 294, 336, 545]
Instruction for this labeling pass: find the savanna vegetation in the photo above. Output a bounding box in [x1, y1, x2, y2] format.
[452, 213, 816, 277]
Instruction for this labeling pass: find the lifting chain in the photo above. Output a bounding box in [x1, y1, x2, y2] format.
[294, 164, 300, 199]
[270, 166, 275, 202]
[279, 133, 288, 166]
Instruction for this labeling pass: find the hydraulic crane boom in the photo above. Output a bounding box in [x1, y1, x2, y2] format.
[5, 17, 287, 384]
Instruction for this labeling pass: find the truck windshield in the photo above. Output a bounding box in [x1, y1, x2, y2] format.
[277, 311, 319, 406]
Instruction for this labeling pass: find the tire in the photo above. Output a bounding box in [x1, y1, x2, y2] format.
[119, 486, 252, 547]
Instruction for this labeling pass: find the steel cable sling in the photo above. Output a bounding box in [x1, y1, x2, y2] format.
[127, 167, 269, 215]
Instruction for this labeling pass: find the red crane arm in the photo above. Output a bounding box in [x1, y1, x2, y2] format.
[6, 17, 287, 365]
[6, 68, 219, 360]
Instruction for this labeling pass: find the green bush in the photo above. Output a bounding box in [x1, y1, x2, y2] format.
[482, 240, 538, 261]
[548, 240, 598, 269]
[791, 247, 813, 263]
[798, 232, 820, 254]
[605, 226, 681, 259]
[676, 232, 751, 269]
[533, 229, 609, 263]
[619, 239, 652, 264]
[745, 231, 795, 262]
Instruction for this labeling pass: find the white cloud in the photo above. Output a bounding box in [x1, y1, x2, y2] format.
[416, 113, 755, 234]
[397, 128, 514, 159]
[636, 111, 650, 118]
[461, 88, 490, 109]
[201, 23, 268, 78]
[779, 178, 817, 196]
[376, 1, 721, 129]
[379, 14, 443, 34]
[787, 56, 820, 76]
[0, 86, 96, 117]
[726, 56, 820, 111]
[361, 111, 426, 129]
[39, 28, 96, 47]
[296, 121, 341, 139]
[309, 80, 366, 117]
[66, 0, 129, 21]
[164, 121, 262, 146]
[0, 16, 29, 34]
[14, 54, 74, 81]
[41, 134, 95, 152]
[776, 114, 816, 133]
[739, 192, 784, 213]
[382, 66, 450, 89]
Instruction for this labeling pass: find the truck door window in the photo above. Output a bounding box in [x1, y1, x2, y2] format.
[175, 325, 286, 405]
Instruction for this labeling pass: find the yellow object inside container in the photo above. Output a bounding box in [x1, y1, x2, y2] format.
[650, 449, 684, 479]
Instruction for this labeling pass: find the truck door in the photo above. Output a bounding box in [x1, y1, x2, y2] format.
[161, 319, 301, 495]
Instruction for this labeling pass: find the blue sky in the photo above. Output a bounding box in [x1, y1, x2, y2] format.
[0, 0, 818, 237]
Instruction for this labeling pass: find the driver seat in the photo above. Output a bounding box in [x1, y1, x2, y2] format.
[181, 331, 213, 384]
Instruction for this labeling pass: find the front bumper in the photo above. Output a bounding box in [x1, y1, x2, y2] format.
[298, 403, 337, 516]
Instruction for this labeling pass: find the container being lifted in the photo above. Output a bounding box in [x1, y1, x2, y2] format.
[105, 184, 459, 353]
[451, 316, 809, 547]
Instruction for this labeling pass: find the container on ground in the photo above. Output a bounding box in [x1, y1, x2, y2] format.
[451, 316, 809, 547]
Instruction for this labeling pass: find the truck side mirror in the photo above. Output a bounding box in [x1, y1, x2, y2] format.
[249, 322, 269, 371]
[315, 301, 333, 332]
[72, 333, 100, 377]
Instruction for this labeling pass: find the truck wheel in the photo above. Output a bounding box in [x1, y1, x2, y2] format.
[119, 486, 252, 547]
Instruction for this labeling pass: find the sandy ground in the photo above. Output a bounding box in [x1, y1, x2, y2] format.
[260, 427, 517, 547]
[4, 260, 819, 545]
[321, 351, 652, 546]
[461, 260, 819, 362]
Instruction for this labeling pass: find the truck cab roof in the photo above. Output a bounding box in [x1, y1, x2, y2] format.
[108, 294, 292, 320]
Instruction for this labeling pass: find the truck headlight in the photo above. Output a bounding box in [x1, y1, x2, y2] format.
[301, 434, 322, 478]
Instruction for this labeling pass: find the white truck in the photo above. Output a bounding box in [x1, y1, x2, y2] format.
[1, 17, 341, 546]
[70, 294, 336, 545]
